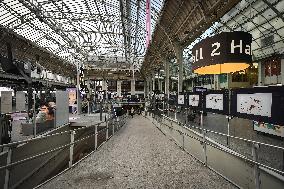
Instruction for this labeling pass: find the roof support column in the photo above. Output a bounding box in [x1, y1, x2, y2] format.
[164, 59, 170, 99]
[176, 47, 183, 94]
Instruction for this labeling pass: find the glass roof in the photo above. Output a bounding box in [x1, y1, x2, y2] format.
[0, 0, 164, 68]
[184, 0, 284, 66]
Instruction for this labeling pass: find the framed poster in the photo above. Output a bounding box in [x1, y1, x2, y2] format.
[177, 94, 185, 105]
[203, 90, 229, 115]
[187, 92, 202, 110]
[188, 95, 199, 107]
[231, 86, 284, 125]
[206, 94, 223, 111]
[237, 93, 272, 117]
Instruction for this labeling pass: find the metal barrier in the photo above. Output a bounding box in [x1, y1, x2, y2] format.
[0, 114, 127, 189]
[149, 112, 284, 189]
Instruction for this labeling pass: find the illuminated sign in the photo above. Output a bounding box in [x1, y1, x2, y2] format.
[192, 31, 252, 75]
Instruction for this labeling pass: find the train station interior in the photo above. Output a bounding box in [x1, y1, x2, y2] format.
[0, 0, 284, 188]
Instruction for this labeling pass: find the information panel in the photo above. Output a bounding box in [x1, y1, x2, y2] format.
[1, 91, 12, 113]
[16, 91, 26, 112]
[55, 91, 69, 127]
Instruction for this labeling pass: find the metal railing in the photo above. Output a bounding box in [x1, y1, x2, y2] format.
[149, 112, 284, 189]
[0, 114, 127, 189]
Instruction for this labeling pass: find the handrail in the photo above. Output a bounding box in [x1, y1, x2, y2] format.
[1, 113, 128, 189]
[161, 114, 284, 150]
[151, 114, 284, 176]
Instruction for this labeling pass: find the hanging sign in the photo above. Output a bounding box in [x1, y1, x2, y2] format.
[192, 31, 252, 74]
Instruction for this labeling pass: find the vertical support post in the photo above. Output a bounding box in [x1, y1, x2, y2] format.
[201, 111, 207, 165]
[164, 58, 170, 116]
[112, 121, 115, 136]
[100, 101, 103, 121]
[252, 143, 260, 189]
[106, 119, 109, 140]
[182, 130, 185, 150]
[33, 93, 37, 137]
[185, 108, 188, 125]
[95, 125, 98, 150]
[226, 116, 231, 146]
[4, 147, 12, 189]
[131, 79, 135, 96]
[176, 47, 183, 94]
[76, 62, 80, 115]
[69, 130, 75, 168]
[27, 83, 33, 114]
[281, 59, 284, 85]
[174, 110, 177, 120]
[88, 101, 90, 114]
[117, 80, 122, 97]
